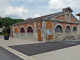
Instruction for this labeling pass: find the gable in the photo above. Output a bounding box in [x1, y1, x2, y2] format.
[70, 15, 78, 22]
[55, 14, 65, 21]
[70, 16, 77, 22]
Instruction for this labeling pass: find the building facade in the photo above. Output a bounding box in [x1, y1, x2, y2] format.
[11, 7, 80, 42]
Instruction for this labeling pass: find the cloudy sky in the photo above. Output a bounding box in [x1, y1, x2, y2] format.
[0, 0, 80, 20]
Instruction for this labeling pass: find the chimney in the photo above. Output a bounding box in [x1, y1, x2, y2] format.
[76, 13, 80, 20]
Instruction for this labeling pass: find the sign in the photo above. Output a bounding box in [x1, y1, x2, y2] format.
[53, 22, 57, 23]
[47, 29, 52, 35]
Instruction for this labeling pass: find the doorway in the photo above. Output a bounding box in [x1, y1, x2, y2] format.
[12, 31, 13, 38]
[38, 30, 42, 41]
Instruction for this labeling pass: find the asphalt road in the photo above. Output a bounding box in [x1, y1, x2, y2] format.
[9, 42, 78, 56]
[0, 46, 23, 60]
[0, 51, 10, 60]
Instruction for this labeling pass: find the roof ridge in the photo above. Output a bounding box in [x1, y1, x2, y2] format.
[26, 11, 63, 21]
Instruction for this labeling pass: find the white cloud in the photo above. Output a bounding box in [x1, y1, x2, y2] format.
[4, 6, 29, 17]
[49, 0, 80, 10]
[34, 14, 40, 18]
[49, 0, 66, 10]
[0, 0, 29, 19]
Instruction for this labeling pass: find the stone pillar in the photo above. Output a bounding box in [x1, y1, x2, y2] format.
[52, 21, 54, 42]
[78, 16, 80, 35]
[76, 14, 80, 38]
[77, 16, 80, 38]
[34, 22, 37, 41]
[13, 26, 15, 38]
[18, 28, 21, 38]
[78, 23, 80, 38]
[42, 20, 46, 42]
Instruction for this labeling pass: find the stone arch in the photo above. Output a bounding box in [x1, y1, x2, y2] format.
[72, 25, 77, 32]
[54, 24, 63, 32]
[37, 28, 42, 32]
[20, 26, 25, 33]
[15, 27, 19, 33]
[65, 25, 71, 33]
[26, 25, 34, 33]
[65, 12, 70, 21]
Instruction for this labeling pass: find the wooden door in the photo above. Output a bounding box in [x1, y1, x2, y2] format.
[12, 31, 13, 38]
[38, 30, 42, 41]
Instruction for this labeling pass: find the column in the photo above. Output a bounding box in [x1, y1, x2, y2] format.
[13, 26, 15, 38]
[42, 20, 46, 42]
[34, 22, 37, 41]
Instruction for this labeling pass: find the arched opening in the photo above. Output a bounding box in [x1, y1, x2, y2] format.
[27, 26, 33, 33]
[66, 14, 69, 21]
[20, 27, 25, 33]
[15, 28, 19, 33]
[65, 26, 71, 33]
[55, 25, 63, 32]
[38, 30, 42, 41]
[73, 26, 77, 32]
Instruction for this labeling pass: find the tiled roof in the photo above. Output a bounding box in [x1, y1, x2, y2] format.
[11, 11, 63, 26]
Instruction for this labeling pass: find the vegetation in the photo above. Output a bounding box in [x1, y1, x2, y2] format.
[0, 17, 24, 35]
[0, 17, 24, 28]
[2, 26, 10, 33]
[3, 33, 9, 37]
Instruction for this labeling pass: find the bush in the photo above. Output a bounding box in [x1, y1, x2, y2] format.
[2, 26, 10, 34]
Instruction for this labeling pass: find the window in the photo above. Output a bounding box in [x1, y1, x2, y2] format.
[55, 25, 62, 32]
[73, 26, 77, 32]
[65, 26, 70, 33]
[27, 26, 33, 33]
[20, 27, 25, 33]
[66, 14, 69, 21]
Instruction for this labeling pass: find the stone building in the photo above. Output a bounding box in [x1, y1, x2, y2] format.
[11, 7, 80, 42]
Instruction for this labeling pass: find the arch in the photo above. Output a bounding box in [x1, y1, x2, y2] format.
[20, 26, 25, 33]
[27, 26, 33, 33]
[37, 28, 42, 32]
[65, 12, 70, 21]
[26, 25, 34, 33]
[55, 25, 63, 32]
[72, 26, 77, 32]
[15, 28, 19, 33]
[65, 25, 71, 33]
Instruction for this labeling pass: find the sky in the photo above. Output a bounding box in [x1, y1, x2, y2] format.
[0, 0, 80, 20]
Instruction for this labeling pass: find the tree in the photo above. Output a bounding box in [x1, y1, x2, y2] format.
[2, 26, 10, 34]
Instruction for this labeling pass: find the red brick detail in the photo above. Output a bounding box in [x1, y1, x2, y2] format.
[12, 23, 34, 31]
[36, 21, 42, 30]
[70, 16, 77, 22]
[53, 22, 78, 31]
[55, 14, 65, 21]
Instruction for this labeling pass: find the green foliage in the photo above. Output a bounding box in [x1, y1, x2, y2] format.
[0, 17, 24, 35]
[2, 26, 10, 33]
[0, 17, 24, 28]
[3, 33, 9, 37]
